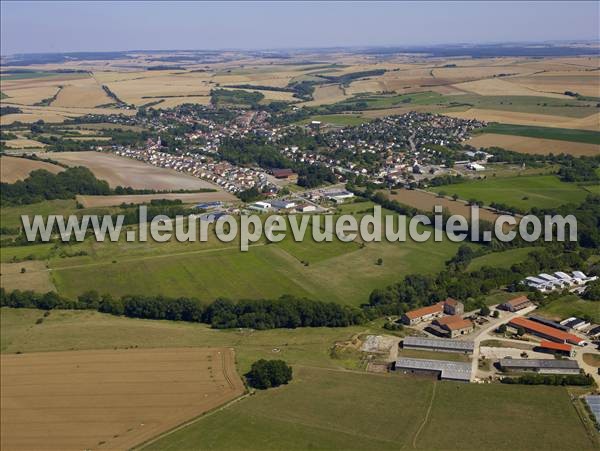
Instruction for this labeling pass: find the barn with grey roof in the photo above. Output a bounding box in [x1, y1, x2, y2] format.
[394, 358, 472, 382]
[402, 336, 474, 354]
[499, 358, 580, 374]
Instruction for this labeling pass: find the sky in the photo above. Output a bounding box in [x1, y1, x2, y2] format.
[1, 1, 599, 55]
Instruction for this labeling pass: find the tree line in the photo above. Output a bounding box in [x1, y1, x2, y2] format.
[0, 290, 366, 330]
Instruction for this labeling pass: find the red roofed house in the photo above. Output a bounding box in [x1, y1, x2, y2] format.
[433, 316, 474, 338]
[500, 296, 532, 312]
[402, 303, 444, 326]
[508, 317, 586, 346]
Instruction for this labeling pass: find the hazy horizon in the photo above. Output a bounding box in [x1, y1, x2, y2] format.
[1, 1, 599, 55]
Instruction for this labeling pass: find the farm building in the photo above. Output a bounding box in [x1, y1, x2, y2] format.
[443, 297, 464, 315]
[535, 341, 574, 357]
[248, 201, 271, 212]
[402, 336, 474, 354]
[296, 204, 316, 213]
[326, 190, 355, 203]
[508, 317, 586, 346]
[499, 358, 580, 375]
[271, 169, 297, 180]
[401, 304, 444, 325]
[431, 316, 474, 338]
[522, 270, 597, 292]
[271, 200, 296, 210]
[528, 316, 570, 332]
[402, 298, 464, 325]
[560, 317, 590, 331]
[195, 201, 223, 210]
[394, 358, 472, 382]
[499, 295, 532, 312]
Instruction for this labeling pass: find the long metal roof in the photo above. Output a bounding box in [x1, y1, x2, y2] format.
[395, 357, 472, 381]
[585, 396, 600, 429]
[499, 358, 579, 369]
[403, 336, 474, 352]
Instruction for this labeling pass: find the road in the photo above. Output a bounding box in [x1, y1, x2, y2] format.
[469, 305, 537, 382]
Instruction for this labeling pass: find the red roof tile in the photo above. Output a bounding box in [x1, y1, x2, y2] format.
[509, 317, 584, 345]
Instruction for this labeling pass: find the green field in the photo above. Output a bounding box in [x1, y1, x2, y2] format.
[467, 247, 537, 271]
[0, 71, 89, 81]
[537, 294, 600, 323]
[429, 175, 589, 210]
[2, 203, 463, 306]
[146, 367, 595, 450]
[479, 123, 600, 145]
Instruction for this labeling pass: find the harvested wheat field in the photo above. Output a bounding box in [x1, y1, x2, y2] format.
[447, 109, 600, 131]
[0, 347, 245, 451]
[1, 156, 62, 182]
[2, 138, 47, 150]
[0, 261, 56, 293]
[36, 151, 223, 191]
[467, 133, 600, 156]
[384, 189, 503, 223]
[77, 191, 236, 207]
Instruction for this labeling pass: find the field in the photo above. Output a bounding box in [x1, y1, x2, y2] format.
[146, 366, 595, 450]
[467, 133, 600, 156]
[477, 123, 600, 145]
[467, 247, 537, 271]
[537, 294, 600, 323]
[36, 151, 226, 191]
[428, 175, 589, 211]
[1, 309, 596, 450]
[0, 156, 63, 183]
[76, 191, 236, 207]
[1, 347, 244, 451]
[383, 188, 502, 223]
[0, 261, 55, 292]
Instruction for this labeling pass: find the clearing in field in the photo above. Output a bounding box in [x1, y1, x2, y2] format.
[0, 347, 244, 451]
[0, 156, 63, 183]
[467, 133, 600, 156]
[428, 175, 589, 211]
[37, 151, 223, 191]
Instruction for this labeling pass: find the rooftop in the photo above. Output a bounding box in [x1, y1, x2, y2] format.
[509, 317, 585, 345]
[395, 357, 472, 381]
[404, 303, 443, 320]
[499, 358, 579, 370]
[504, 295, 530, 307]
[403, 336, 474, 352]
[537, 340, 572, 353]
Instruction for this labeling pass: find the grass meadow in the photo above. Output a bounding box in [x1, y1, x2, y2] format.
[429, 175, 589, 210]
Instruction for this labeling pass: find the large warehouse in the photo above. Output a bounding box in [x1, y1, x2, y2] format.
[499, 358, 580, 374]
[394, 358, 472, 382]
[402, 336, 474, 354]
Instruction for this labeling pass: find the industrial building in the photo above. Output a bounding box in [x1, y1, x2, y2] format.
[402, 336, 474, 354]
[522, 270, 598, 292]
[499, 295, 532, 312]
[508, 317, 586, 346]
[394, 357, 472, 382]
[499, 358, 580, 374]
[271, 200, 296, 210]
[528, 315, 570, 332]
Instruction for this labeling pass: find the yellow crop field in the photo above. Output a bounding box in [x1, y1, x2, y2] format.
[452, 77, 569, 98]
[0, 86, 61, 106]
[52, 84, 113, 108]
[0, 156, 60, 182]
[467, 133, 600, 156]
[448, 109, 600, 131]
[305, 84, 348, 106]
[508, 72, 600, 98]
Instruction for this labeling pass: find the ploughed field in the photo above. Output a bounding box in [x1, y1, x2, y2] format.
[0, 347, 244, 451]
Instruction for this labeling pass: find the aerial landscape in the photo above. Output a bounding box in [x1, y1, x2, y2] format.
[1, 1, 599, 450]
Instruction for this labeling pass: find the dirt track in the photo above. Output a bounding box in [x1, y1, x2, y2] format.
[1, 347, 245, 451]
